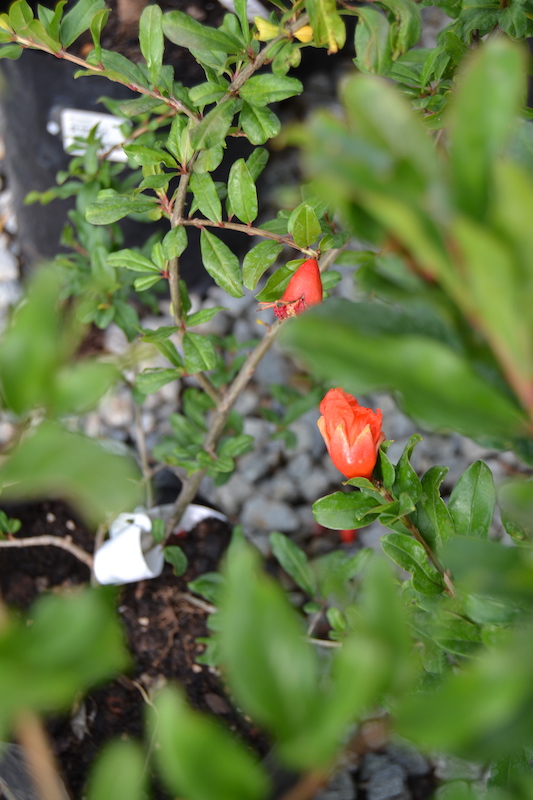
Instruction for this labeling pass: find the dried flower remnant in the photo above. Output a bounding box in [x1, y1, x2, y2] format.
[259, 258, 323, 320]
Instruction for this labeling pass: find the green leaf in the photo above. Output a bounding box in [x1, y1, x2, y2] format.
[354, 6, 392, 76]
[152, 686, 270, 800]
[200, 229, 243, 298]
[392, 433, 422, 504]
[488, 749, 532, 789]
[218, 540, 322, 768]
[139, 4, 164, 86]
[107, 248, 160, 273]
[86, 189, 157, 224]
[89, 7, 107, 61]
[243, 241, 283, 290]
[378, 0, 421, 58]
[313, 490, 383, 530]
[228, 158, 258, 224]
[288, 204, 322, 248]
[87, 741, 148, 800]
[9, 0, 33, 30]
[27, 18, 62, 49]
[0, 588, 129, 736]
[247, 147, 269, 181]
[218, 434, 254, 459]
[134, 274, 162, 292]
[306, 0, 346, 53]
[239, 74, 303, 108]
[194, 144, 225, 173]
[0, 43, 23, 59]
[190, 172, 222, 223]
[136, 368, 181, 395]
[190, 99, 238, 151]
[59, 0, 106, 47]
[377, 447, 395, 489]
[239, 102, 281, 145]
[432, 614, 482, 658]
[123, 143, 177, 168]
[448, 37, 526, 219]
[183, 331, 217, 373]
[0, 421, 140, 525]
[254, 263, 294, 302]
[270, 532, 318, 597]
[185, 307, 224, 328]
[163, 9, 238, 53]
[283, 300, 525, 440]
[163, 225, 188, 259]
[163, 545, 188, 576]
[189, 80, 229, 107]
[411, 465, 455, 551]
[381, 532, 444, 595]
[448, 460, 495, 539]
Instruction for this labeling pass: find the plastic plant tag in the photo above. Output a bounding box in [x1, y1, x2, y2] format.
[58, 109, 128, 162]
[93, 511, 164, 585]
[146, 502, 228, 535]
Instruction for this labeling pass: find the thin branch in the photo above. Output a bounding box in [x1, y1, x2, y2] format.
[0, 535, 93, 570]
[178, 217, 318, 256]
[15, 710, 70, 800]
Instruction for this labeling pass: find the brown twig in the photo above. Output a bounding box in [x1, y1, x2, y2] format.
[178, 217, 318, 257]
[0, 535, 93, 569]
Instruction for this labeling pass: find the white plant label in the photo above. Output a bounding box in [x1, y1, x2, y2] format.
[59, 109, 128, 162]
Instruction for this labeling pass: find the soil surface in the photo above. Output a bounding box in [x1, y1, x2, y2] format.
[0, 499, 269, 800]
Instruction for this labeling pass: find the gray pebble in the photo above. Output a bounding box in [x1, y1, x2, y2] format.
[386, 741, 430, 776]
[361, 754, 409, 800]
[314, 769, 357, 800]
[241, 495, 300, 533]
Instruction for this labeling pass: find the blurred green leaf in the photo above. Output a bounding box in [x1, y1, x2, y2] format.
[87, 740, 147, 800]
[448, 38, 526, 220]
[86, 190, 157, 225]
[163, 545, 188, 576]
[59, 0, 106, 47]
[0, 422, 141, 525]
[448, 460, 495, 539]
[107, 248, 160, 273]
[283, 300, 525, 440]
[152, 685, 270, 800]
[218, 540, 322, 767]
[270, 532, 317, 597]
[0, 588, 129, 737]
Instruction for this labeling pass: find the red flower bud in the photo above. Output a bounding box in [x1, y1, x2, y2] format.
[259, 258, 323, 320]
[317, 388, 385, 481]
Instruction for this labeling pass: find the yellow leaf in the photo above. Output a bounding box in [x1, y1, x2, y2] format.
[253, 17, 280, 40]
[294, 24, 313, 42]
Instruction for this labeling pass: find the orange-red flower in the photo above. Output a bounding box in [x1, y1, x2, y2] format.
[259, 258, 323, 320]
[317, 388, 385, 481]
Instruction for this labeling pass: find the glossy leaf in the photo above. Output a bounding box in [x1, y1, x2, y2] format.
[411, 465, 455, 551]
[107, 248, 160, 273]
[239, 74, 303, 108]
[240, 102, 281, 145]
[243, 240, 283, 290]
[59, 0, 106, 47]
[190, 99, 238, 151]
[163, 9, 238, 52]
[381, 532, 444, 595]
[288, 204, 321, 248]
[186, 306, 226, 327]
[139, 3, 163, 85]
[123, 144, 177, 168]
[162, 225, 188, 259]
[136, 367, 181, 395]
[313, 490, 383, 530]
[190, 172, 222, 223]
[392, 433, 422, 504]
[183, 331, 217, 373]
[448, 460, 495, 539]
[200, 229, 243, 298]
[228, 158, 258, 224]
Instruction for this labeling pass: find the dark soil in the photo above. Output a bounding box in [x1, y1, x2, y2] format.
[0, 499, 269, 800]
